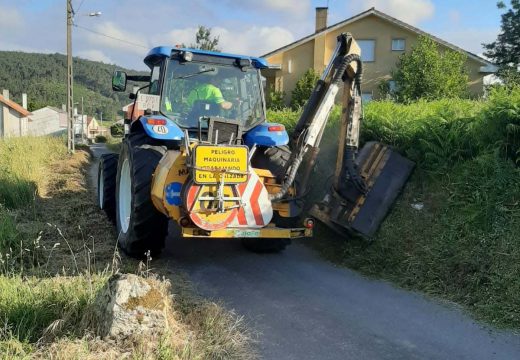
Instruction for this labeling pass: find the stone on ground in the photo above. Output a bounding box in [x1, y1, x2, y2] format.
[82, 273, 177, 341]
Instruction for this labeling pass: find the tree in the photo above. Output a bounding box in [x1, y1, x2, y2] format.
[483, 1, 520, 86]
[392, 36, 469, 102]
[190, 26, 220, 52]
[290, 68, 319, 109]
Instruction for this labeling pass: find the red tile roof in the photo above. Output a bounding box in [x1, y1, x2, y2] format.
[0, 94, 31, 117]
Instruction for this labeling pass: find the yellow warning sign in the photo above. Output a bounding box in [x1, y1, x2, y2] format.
[194, 145, 248, 184]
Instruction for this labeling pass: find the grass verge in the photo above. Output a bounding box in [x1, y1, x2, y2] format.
[0, 136, 254, 359]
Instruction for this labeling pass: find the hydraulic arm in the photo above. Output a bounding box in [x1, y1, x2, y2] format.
[276, 33, 415, 237]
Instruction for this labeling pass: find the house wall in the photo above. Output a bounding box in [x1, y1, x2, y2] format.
[28, 107, 66, 136]
[265, 41, 315, 103]
[2, 107, 23, 137]
[264, 14, 487, 102]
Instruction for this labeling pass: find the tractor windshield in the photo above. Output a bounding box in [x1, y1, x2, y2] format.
[161, 59, 265, 129]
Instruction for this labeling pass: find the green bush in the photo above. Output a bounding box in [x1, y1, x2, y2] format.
[110, 122, 124, 137]
[291, 68, 319, 110]
[361, 98, 483, 169]
[95, 135, 107, 143]
[479, 86, 520, 163]
[266, 85, 286, 110]
[392, 35, 469, 102]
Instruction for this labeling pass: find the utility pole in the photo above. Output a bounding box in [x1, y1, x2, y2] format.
[66, 2, 100, 151]
[66, 0, 74, 153]
[81, 96, 84, 142]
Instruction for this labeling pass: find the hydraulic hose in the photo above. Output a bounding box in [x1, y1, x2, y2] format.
[270, 53, 363, 201]
[343, 147, 367, 194]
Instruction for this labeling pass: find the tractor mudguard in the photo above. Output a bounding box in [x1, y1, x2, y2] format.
[243, 123, 289, 147]
[135, 115, 184, 141]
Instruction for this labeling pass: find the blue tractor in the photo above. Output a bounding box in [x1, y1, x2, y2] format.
[97, 33, 413, 257]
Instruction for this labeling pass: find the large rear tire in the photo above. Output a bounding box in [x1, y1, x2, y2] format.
[98, 153, 119, 223]
[252, 144, 302, 229]
[251, 145, 292, 182]
[243, 145, 295, 253]
[115, 132, 168, 258]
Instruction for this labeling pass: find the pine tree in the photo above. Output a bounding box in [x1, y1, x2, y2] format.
[191, 26, 220, 52]
[484, 1, 520, 85]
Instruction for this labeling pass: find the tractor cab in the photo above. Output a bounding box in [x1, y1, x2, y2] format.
[113, 47, 275, 144]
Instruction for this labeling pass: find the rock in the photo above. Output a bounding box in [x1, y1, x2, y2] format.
[82, 273, 175, 342]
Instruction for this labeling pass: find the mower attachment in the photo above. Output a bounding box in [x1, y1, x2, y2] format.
[310, 142, 415, 238]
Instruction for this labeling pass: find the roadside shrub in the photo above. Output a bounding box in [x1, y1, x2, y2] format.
[95, 135, 107, 143]
[361, 98, 483, 169]
[110, 122, 124, 137]
[266, 85, 286, 110]
[291, 68, 319, 110]
[267, 108, 300, 130]
[478, 86, 520, 163]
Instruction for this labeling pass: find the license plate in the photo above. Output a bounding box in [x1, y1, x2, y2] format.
[234, 229, 261, 238]
[194, 145, 248, 184]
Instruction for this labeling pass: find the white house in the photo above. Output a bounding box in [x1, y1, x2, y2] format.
[28, 106, 68, 137]
[0, 90, 30, 138]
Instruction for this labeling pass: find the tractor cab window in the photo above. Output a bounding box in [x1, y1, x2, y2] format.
[161, 60, 264, 129]
[149, 65, 161, 95]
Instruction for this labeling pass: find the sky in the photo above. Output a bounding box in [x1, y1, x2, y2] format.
[0, 0, 504, 70]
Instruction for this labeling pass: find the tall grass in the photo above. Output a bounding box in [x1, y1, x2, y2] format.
[0, 136, 66, 209]
[0, 136, 67, 256]
[0, 276, 107, 344]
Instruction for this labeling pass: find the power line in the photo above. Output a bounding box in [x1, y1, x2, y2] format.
[75, 0, 86, 13]
[74, 24, 149, 49]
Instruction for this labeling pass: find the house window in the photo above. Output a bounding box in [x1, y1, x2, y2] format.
[287, 59, 293, 74]
[392, 39, 405, 51]
[358, 40, 376, 62]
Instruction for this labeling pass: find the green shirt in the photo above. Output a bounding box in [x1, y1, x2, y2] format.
[186, 84, 225, 106]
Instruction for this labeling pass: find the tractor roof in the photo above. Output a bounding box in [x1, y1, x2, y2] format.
[144, 46, 269, 69]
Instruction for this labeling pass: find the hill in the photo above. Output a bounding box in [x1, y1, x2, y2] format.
[0, 51, 146, 120]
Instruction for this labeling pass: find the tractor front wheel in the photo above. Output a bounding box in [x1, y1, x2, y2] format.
[115, 132, 168, 258]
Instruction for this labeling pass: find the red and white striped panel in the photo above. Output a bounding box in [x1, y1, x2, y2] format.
[230, 171, 273, 228]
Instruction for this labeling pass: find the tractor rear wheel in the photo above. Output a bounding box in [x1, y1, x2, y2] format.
[242, 145, 296, 253]
[252, 144, 302, 229]
[251, 145, 292, 182]
[98, 153, 119, 222]
[115, 132, 168, 258]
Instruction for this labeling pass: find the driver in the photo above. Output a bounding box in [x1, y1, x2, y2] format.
[186, 75, 233, 110]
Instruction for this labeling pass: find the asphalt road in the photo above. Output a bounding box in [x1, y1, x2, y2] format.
[90, 143, 520, 360]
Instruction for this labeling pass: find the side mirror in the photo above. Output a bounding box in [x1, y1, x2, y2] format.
[112, 70, 127, 92]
